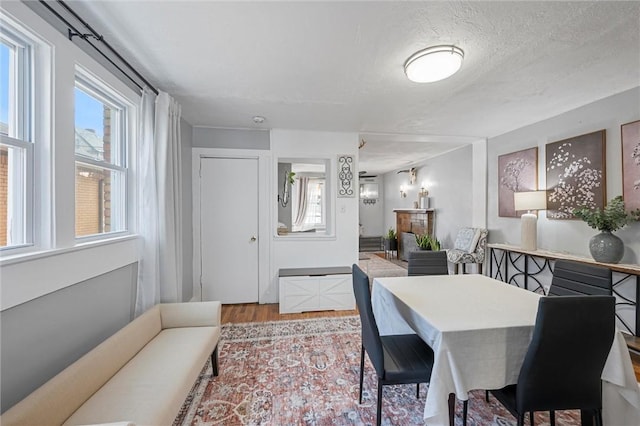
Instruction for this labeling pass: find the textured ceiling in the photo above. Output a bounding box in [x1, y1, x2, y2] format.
[69, 1, 640, 174]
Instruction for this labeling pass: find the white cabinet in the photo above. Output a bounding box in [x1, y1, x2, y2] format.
[279, 267, 354, 314]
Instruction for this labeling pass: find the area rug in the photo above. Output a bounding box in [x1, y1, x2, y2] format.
[357, 253, 407, 284]
[174, 316, 580, 426]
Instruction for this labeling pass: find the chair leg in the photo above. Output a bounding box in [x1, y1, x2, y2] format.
[485, 390, 490, 402]
[359, 346, 365, 404]
[529, 411, 534, 426]
[448, 393, 455, 426]
[549, 410, 555, 426]
[416, 382, 420, 399]
[376, 382, 383, 426]
[517, 413, 525, 426]
[595, 409, 603, 426]
[462, 400, 468, 426]
[211, 345, 219, 376]
[479, 262, 483, 275]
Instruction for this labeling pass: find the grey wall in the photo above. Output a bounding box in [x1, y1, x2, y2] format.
[192, 127, 270, 150]
[488, 87, 640, 264]
[1, 263, 137, 412]
[383, 145, 474, 250]
[422, 145, 474, 248]
[181, 118, 194, 302]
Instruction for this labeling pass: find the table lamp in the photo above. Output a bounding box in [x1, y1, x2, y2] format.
[514, 191, 547, 251]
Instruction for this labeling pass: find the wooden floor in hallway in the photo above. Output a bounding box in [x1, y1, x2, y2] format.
[221, 303, 357, 324]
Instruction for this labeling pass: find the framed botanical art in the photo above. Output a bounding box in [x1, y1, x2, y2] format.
[498, 147, 538, 217]
[622, 120, 640, 211]
[545, 129, 606, 219]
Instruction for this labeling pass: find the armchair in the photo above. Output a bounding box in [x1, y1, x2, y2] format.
[446, 228, 488, 274]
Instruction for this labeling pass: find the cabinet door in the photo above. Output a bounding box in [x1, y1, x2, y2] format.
[279, 276, 319, 313]
[318, 275, 354, 310]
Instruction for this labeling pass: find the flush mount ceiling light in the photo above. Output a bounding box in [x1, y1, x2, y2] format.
[252, 115, 265, 124]
[404, 45, 464, 83]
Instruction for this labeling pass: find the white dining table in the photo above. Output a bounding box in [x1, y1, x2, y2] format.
[371, 274, 640, 426]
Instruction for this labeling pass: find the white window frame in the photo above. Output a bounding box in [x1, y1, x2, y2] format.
[0, 18, 35, 251]
[74, 68, 130, 241]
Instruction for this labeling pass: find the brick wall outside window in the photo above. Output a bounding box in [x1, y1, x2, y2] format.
[75, 106, 113, 237]
[75, 167, 102, 236]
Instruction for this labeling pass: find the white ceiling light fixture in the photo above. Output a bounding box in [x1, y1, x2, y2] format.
[404, 45, 464, 83]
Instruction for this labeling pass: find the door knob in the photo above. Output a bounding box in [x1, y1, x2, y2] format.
[250, 236, 257, 242]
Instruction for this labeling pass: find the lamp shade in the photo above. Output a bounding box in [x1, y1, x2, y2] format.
[404, 45, 464, 83]
[514, 191, 547, 211]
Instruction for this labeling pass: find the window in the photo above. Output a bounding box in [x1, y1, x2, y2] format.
[0, 22, 33, 249]
[293, 178, 325, 231]
[74, 72, 128, 238]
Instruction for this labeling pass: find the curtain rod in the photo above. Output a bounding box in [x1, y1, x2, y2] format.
[38, 0, 159, 95]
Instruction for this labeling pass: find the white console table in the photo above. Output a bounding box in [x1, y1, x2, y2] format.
[278, 267, 354, 314]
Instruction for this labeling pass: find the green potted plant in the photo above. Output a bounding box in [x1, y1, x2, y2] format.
[573, 195, 640, 263]
[415, 233, 441, 251]
[286, 171, 296, 185]
[383, 227, 397, 252]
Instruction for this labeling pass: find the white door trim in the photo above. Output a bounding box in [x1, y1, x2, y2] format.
[192, 147, 272, 303]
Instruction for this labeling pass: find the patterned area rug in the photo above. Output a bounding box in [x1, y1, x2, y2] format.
[174, 316, 580, 426]
[357, 253, 407, 284]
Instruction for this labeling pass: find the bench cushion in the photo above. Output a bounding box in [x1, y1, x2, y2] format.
[63, 326, 220, 425]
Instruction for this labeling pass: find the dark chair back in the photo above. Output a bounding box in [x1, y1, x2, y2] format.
[516, 295, 615, 413]
[548, 260, 612, 296]
[352, 264, 384, 377]
[408, 250, 449, 276]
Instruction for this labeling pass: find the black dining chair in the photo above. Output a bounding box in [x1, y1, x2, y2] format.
[407, 250, 449, 276]
[486, 295, 616, 426]
[352, 264, 435, 426]
[548, 260, 612, 296]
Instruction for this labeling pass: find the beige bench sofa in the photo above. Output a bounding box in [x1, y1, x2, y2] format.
[1, 301, 221, 426]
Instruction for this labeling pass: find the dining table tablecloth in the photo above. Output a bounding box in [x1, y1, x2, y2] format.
[371, 274, 640, 426]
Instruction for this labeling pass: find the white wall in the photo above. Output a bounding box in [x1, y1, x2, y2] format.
[488, 87, 640, 264]
[358, 176, 385, 237]
[270, 129, 359, 301]
[383, 145, 475, 250]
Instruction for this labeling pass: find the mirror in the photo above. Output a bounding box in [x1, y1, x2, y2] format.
[360, 183, 379, 199]
[277, 159, 330, 236]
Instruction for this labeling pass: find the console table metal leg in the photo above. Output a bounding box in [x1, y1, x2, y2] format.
[637, 275, 640, 336]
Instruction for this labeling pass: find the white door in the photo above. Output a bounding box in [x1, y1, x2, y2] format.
[200, 157, 259, 303]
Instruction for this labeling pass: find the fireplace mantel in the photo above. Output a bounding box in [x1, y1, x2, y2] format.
[393, 209, 435, 260]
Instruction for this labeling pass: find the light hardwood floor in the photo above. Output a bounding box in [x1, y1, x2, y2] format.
[221, 303, 357, 324]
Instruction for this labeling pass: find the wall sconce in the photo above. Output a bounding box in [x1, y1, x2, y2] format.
[400, 185, 407, 198]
